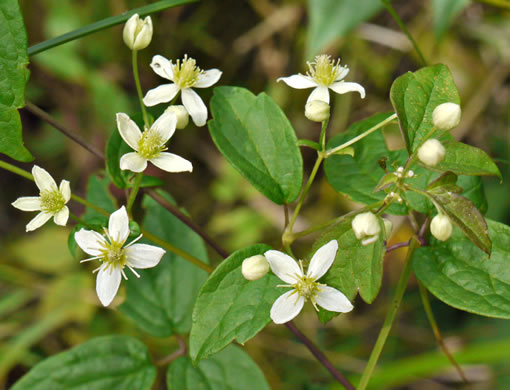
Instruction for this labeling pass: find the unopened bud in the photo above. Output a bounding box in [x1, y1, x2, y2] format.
[123, 14, 153, 51]
[242, 255, 269, 281]
[418, 139, 446, 167]
[305, 100, 330, 122]
[352, 212, 381, 246]
[432, 102, 461, 131]
[383, 218, 393, 239]
[165, 105, 189, 129]
[430, 214, 452, 241]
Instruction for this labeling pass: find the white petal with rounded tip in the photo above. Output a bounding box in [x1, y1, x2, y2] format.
[194, 69, 222, 88]
[143, 84, 180, 107]
[277, 74, 317, 89]
[32, 165, 57, 192]
[59, 180, 71, 202]
[315, 286, 353, 313]
[75, 229, 107, 256]
[53, 206, 69, 226]
[270, 290, 305, 324]
[96, 264, 122, 307]
[126, 244, 165, 269]
[330, 81, 366, 99]
[182, 88, 208, 127]
[150, 152, 193, 173]
[12, 196, 41, 211]
[116, 113, 142, 151]
[307, 240, 338, 280]
[108, 206, 130, 244]
[307, 86, 330, 104]
[150, 55, 174, 80]
[26, 211, 52, 232]
[120, 152, 148, 173]
[151, 110, 177, 144]
[264, 250, 302, 284]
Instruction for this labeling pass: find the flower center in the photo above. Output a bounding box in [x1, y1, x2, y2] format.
[293, 275, 320, 300]
[40, 189, 66, 214]
[100, 237, 127, 271]
[137, 129, 166, 159]
[306, 54, 346, 86]
[172, 55, 203, 89]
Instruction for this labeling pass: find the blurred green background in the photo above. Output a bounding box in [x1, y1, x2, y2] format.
[1, 0, 510, 388]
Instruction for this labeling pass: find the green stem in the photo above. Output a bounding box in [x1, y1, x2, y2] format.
[132, 50, 150, 128]
[357, 237, 421, 390]
[325, 113, 397, 158]
[381, 0, 427, 66]
[0, 161, 33, 181]
[126, 173, 144, 215]
[319, 118, 329, 151]
[70, 194, 110, 217]
[69, 212, 91, 228]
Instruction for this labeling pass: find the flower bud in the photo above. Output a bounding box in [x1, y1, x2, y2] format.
[383, 218, 393, 239]
[432, 102, 461, 131]
[430, 214, 453, 241]
[352, 212, 381, 246]
[417, 139, 446, 167]
[305, 100, 330, 122]
[242, 255, 269, 281]
[123, 14, 153, 51]
[165, 105, 189, 129]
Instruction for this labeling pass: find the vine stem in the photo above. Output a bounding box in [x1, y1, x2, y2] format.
[357, 237, 421, 390]
[132, 50, 150, 128]
[285, 322, 355, 390]
[126, 172, 143, 216]
[156, 335, 187, 366]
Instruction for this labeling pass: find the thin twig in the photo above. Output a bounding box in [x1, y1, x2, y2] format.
[156, 335, 187, 366]
[386, 240, 410, 253]
[285, 322, 355, 390]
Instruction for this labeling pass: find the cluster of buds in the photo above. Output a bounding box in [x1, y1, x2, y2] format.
[394, 166, 414, 179]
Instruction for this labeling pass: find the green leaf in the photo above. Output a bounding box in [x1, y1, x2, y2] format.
[432, 0, 470, 40]
[167, 345, 270, 390]
[324, 112, 408, 215]
[0, 0, 32, 162]
[119, 192, 209, 337]
[297, 138, 321, 151]
[189, 244, 281, 363]
[208, 86, 303, 205]
[458, 175, 488, 214]
[426, 171, 462, 194]
[306, 0, 383, 58]
[83, 174, 117, 221]
[11, 336, 156, 390]
[435, 140, 502, 178]
[413, 219, 510, 318]
[390, 64, 460, 152]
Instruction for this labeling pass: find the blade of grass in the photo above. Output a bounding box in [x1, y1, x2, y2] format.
[28, 0, 198, 56]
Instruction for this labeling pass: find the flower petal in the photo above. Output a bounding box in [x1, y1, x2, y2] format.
[53, 206, 69, 226]
[151, 110, 177, 144]
[307, 239, 338, 280]
[108, 206, 130, 245]
[26, 211, 52, 232]
[329, 81, 366, 99]
[150, 55, 174, 80]
[264, 249, 302, 284]
[96, 264, 122, 306]
[116, 113, 142, 151]
[143, 84, 180, 107]
[307, 86, 330, 104]
[270, 290, 305, 324]
[75, 229, 107, 256]
[194, 69, 222, 88]
[335, 67, 350, 81]
[150, 152, 193, 173]
[181, 88, 208, 127]
[120, 152, 148, 173]
[277, 74, 317, 89]
[12, 196, 41, 211]
[59, 180, 71, 203]
[315, 286, 353, 313]
[32, 165, 57, 192]
[126, 243, 165, 269]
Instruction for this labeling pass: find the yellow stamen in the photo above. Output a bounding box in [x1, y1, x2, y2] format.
[306, 54, 346, 86]
[172, 55, 203, 89]
[40, 189, 65, 214]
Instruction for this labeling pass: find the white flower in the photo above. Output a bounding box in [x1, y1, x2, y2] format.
[265, 240, 353, 324]
[432, 102, 461, 131]
[117, 111, 193, 173]
[242, 255, 269, 281]
[352, 212, 381, 246]
[165, 105, 189, 129]
[123, 13, 153, 51]
[430, 214, 453, 241]
[75, 206, 165, 306]
[418, 139, 446, 167]
[305, 100, 330, 122]
[12, 165, 71, 232]
[143, 54, 222, 127]
[278, 54, 365, 105]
